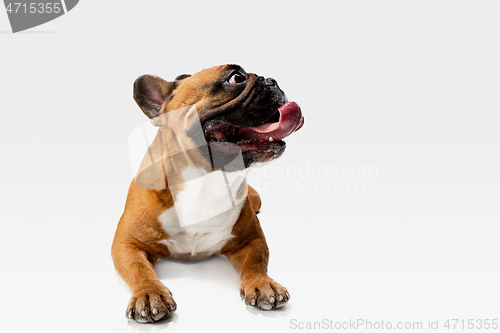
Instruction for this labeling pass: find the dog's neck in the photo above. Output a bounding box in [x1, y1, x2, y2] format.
[133, 106, 255, 227]
[169, 167, 248, 227]
[154, 125, 248, 227]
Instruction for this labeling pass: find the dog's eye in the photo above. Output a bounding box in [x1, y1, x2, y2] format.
[228, 73, 246, 84]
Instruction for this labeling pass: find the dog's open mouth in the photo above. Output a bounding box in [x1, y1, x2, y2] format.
[204, 102, 304, 156]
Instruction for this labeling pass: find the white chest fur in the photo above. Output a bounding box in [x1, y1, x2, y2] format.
[157, 168, 247, 260]
[157, 201, 244, 260]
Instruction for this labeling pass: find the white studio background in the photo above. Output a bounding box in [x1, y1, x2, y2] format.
[1, 1, 499, 332]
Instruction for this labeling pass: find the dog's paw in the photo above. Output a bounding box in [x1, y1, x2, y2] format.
[126, 286, 176, 323]
[240, 277, 290, 310]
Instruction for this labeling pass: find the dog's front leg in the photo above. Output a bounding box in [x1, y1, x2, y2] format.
[223, 204, 290, 310]
[111, 241, 176, 323]
[226, 238, 290, 310]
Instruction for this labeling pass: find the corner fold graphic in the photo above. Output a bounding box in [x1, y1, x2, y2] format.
[3, 0, 79, 33]
[64, 0, 78, 11]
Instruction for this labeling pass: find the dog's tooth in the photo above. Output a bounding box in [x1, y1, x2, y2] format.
[268, 137, 274, 142]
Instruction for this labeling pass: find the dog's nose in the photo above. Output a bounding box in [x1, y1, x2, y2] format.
[264, 77, 277, 86]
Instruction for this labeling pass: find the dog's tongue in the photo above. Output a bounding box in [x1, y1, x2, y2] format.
[236, 101, 304, 141]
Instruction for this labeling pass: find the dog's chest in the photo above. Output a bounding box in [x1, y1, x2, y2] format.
[157, 201, 243, 260]
[157, 168, 246, 260]
[171, 168, 247, 227]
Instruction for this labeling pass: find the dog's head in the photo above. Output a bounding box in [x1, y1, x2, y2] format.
[133, 64, 303, 169]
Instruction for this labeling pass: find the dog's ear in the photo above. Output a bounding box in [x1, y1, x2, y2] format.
[133, 75, 177, 119]
[175, 74, 191, 81]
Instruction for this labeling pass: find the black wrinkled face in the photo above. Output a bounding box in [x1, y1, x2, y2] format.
[201, 65, 288, 168]
[207, 68, 287, 127]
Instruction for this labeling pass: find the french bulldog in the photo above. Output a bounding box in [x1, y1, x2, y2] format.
[112, 64, 304, 323]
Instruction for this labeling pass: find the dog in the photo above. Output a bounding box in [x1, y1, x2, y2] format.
[112, 64, 304, 323]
